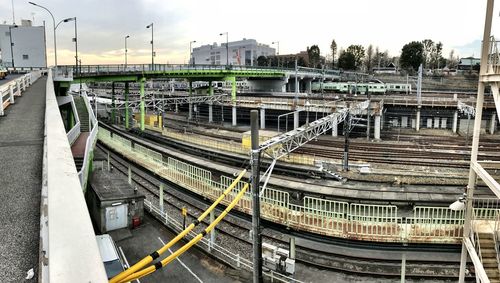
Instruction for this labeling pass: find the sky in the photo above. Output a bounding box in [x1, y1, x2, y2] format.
[1, 0, 499, 66]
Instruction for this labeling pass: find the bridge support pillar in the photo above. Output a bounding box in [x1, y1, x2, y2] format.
[289, 237, 296, 259]
[401, 116, 408, 128]
[228, 76, 237, 102]
[374, 115, 381, 140]
[490, 113, 497, 134]
[332, 115, 338, 137]
[188, 81, 193, 120]
[452, 110, 458, 133]
[415, 108, 421, 132]
[293, 111, 299, 129]
[260, 108, 265, 129]
[306, 80, 312, 93]
[125, 82, 130, 129]
[208, 81, 213, 96]
[208, 103, 213, 123]
[140, 78, 145, 131]
[232, 104, 237, 127]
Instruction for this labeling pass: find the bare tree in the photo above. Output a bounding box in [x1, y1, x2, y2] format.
[422, 39, 435, 68]
[365, 44, 374, 73]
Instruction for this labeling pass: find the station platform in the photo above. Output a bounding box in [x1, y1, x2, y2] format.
[0, 77, 46, 280]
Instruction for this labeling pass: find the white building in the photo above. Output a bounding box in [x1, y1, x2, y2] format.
[191, 38, 275, 66]
[0, 20, 47, 69]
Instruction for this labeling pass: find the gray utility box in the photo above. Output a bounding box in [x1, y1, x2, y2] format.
[87, 169, 145, 233]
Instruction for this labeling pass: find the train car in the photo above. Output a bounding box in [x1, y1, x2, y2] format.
[386, 83, 412, 94]
[366, 82, 387, 94]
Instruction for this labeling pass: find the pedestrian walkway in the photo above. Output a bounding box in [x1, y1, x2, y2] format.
[0, 77, 46, 281]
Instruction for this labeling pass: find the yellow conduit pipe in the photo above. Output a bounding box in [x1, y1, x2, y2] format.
[109, 169, 247, 283]
[119, 183, 250, 283]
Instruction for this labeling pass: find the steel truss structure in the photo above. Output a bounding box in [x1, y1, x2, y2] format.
[101, 94, 228, 112]
[259, 100, 369, 160]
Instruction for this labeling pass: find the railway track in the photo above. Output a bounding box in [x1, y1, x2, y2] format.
[96, 143, 465, 280]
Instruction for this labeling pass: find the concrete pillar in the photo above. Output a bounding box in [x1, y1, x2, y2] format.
[490, 113, 497, 134]
[232, 104, 237, 126]
[208, 81, 213, 96]
[260, 108, 265, 129]
[289, 237, 296, 259]
[434, 117, 440, 128]
[374, 115, 381, 140]
[427, 118, 433, 128]
[452, 111, 458, 133]
[208, 103, 213, 123]
[416, 109, 421, 131]
[293, 111, 299, 129]
[128, 165, 132, 184]
[411, 119, 416, 129]
[441, 118, 447, 129]
[306, 80, 312, 93]
[401, 116, 408, 128]
[188, 81, 193, 120]
[140, 78, 145, 131]
[332, 115, 338, 137]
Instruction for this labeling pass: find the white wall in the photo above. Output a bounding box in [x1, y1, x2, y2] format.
[0, 24, 47, 68]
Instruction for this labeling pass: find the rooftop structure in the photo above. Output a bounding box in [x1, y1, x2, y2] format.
[0, 22, 47, 69]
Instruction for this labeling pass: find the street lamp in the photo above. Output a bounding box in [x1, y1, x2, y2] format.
[272, 41, 279, 67]
[219, 32, 228, 66]
[125, 35, 130, 67]
[146, 23, 154, 70]
[56, 17, 77, 73]
[28, 2, 57, 66]
[8, 25, 18, 69]
[189, 40, 196, 66]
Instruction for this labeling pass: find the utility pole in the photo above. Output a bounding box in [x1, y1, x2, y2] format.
[250, 110, 263, 283]
[343, 103, 351, 171]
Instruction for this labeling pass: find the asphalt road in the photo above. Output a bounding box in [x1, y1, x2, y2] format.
[0, 74, 23, 87]
[116, 214, 239, 283]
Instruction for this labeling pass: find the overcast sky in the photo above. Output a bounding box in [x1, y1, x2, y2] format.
[2, 0, 499, 65]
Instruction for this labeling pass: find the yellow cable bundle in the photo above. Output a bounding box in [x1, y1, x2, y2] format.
[109, 169, 247, 283]
[118, 183, 250, 283]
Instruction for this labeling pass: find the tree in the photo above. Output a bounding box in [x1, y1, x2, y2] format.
[256, 56, 268, 67]
[400, 41, 424, 72]
[365, 44, 374, 72]
[307, 45, 321, 68]
[337, 51, 356, 70]
[422, 39, 435, 68]
[430, 42, 443, 69]
[346, 45, 365, 69]
[330, 39, 337, 68]
[448, 50, 459, 69]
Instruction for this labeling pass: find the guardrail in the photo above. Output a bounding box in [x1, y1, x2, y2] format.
[98, 127, 500, 244]
[0, 71, 43, 116]
[66, 95, 81, 145]
[40, 69, 106, 282]
[56, 64, 343, 77]
[77, 90, 99, 190]
[488, 36, 500, 72]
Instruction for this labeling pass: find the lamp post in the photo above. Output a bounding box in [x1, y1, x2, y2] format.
[272, 41, 279, 67]
[219, 32, 228, 66]
[8, 25, 17, 69]
[29, 2, 57, 66]
[146, 23, 154, 70]
[125, 35, 130, 68]
[189, 40, 196, 66]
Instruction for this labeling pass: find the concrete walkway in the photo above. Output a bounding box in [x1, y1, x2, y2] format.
[0, 77, 46, 282]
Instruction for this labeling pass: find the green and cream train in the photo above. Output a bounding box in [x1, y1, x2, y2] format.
[311, 81, 411, 94]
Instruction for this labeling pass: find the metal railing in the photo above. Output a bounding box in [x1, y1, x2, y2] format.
[488, 36, 500, 72]
[143, 199, 304, 283]
[66, 95, 81, 145]
[99, 128, 500, 244]
[76, 90, 99, 190]
[0, 71, 43, 116]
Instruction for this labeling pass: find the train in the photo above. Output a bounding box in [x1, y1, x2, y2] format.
[311, 80, 411, 94]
